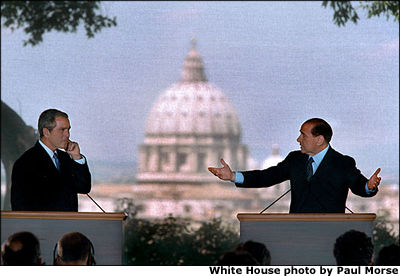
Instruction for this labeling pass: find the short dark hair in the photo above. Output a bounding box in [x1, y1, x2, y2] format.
[333, 229, 373, 265]
[38, 109, 68, 138]
[1, 231, 41, 265]
[304, 118, 333, 143]
[376, 244, 400, 265]
[236, 240, 271, 265]
[57, 232, 92, 264]
[215, 250, 259, 265]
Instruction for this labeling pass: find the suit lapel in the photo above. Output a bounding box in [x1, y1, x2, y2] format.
[34, 141, 61, 174]
[297, 153, 310, 182]
[312, 147, 334, 179]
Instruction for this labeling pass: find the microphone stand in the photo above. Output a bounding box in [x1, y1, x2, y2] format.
[258, 181, 356, 214]
[86, 194, 106, 213]
[259, 189, 291, 214]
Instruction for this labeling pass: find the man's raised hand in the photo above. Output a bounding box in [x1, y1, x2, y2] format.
[367, 168, 381, 191]
[66, 140, 82, 160]
[208, 158, 235, 181]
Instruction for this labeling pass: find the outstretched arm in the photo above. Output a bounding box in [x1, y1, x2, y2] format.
[208, 158, 235, 181]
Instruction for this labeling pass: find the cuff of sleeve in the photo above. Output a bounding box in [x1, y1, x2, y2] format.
[365, 182, 376, 195]
[232, 172, 244, 184]
[74, 155, 86, 165]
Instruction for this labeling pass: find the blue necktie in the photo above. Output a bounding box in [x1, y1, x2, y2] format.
[306, 157, 314, 182]
[53, 151, 61, 171]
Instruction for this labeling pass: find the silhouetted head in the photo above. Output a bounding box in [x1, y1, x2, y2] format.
[216, 250, 259, 266]
[55, 232, 94, 265]
[333, 229, 373, 265]
[1, 231, 42, 265]
[236, 240, 271, 265]
[376, 244, 400, 265]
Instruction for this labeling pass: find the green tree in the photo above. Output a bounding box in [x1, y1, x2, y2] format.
[0, 1, 117, 209]
[322, 1, 399, 26]
[373, 212, 400, 258]
[1, 1, 117, 46]
[123, 215, 239, 265]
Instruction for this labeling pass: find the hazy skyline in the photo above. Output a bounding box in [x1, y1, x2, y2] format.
[2, 2, 399, 182]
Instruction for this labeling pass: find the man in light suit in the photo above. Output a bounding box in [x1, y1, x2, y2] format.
[208, 118, 380, 213]
[11, 109, 91, 211]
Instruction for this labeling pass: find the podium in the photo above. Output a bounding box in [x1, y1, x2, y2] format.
[1, 211, 127, 265]
[237, 213, 376, 265]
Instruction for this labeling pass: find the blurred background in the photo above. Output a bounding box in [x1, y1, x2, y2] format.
[1, 2, 398, 264]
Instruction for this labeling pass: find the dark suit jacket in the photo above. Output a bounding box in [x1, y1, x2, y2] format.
[237, 147, 377, 213]
[11, 141, 91, 211]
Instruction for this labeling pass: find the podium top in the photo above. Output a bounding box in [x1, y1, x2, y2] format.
[1, 211, 127, 221]
[237, 213, 376, 222]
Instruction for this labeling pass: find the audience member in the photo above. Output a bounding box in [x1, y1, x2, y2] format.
[54, 232, 95, 265]
[236, 240, 271, 265]
[1, 231, 43, 265]
[216, 250, 259, 265]
[375, 243, 400, 265]
[333, 229, 373, 265]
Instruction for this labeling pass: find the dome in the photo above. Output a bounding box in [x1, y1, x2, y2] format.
[145, 82, 241, 137]
[145, 41, 241, 138]
[262, 144, 283, 168]
[137, 40, 248, 184]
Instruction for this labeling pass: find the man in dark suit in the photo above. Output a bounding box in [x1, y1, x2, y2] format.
[208, 118, 380, 213]
[11, 109, 91, 211]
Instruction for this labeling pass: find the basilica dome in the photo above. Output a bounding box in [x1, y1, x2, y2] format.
[145, 45, 241, 138]
[137, 41, 248, 184]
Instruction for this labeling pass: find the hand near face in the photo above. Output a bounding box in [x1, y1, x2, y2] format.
[65, 140, 82, 160]
[367, 168, 381, 191]
[208, 158, 235, 181]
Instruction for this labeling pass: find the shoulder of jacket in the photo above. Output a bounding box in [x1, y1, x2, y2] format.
[284, 150, 307, 163]
[287, 150, 305, 158]
[17, 143, 47, 162]
[328, 147, 355, 164]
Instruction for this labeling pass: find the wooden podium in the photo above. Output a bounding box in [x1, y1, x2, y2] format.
[237, 213, 376, 265]
[1, 211, 127, 265]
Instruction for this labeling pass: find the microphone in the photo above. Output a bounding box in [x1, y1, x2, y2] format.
[86, 194, 106, 213]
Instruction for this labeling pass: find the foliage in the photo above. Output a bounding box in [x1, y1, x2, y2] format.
[115, 197, 138, 218]
[1, 1, 116, 46]
[322, 1, 399, 26]
[118, 200, 400, 265]
[123, 215, 239, 265]
[372, 213, 399, 257]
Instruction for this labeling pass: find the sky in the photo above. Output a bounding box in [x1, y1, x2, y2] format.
[1, 1, 399, 183]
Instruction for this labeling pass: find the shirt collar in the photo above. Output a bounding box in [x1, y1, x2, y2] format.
[38, 139, 57, 159]
[309, 144, 330, 168]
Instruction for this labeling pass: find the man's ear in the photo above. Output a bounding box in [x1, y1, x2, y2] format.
[55, 255, 62, 265]
[86, 254, 91, 265]
[317, 135, 325, 146]
[43, 128, 50, 137]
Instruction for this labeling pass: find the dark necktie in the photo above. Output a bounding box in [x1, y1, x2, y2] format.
[53, 151, 61, 171]
[306, 157, 314, 182]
